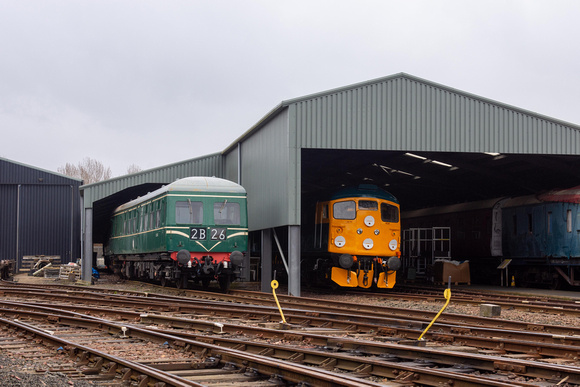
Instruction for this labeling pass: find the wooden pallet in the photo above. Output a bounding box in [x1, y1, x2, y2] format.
[59, 265, 81, 281]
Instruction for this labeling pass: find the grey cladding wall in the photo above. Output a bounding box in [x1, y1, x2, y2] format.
[0, 158, 82, 267]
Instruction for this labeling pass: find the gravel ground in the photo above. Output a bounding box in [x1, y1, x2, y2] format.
[0, 357, 94, 387]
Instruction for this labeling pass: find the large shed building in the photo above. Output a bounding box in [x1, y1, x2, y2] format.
[0, 158, 82, 270]
[80, 73, 580, 295]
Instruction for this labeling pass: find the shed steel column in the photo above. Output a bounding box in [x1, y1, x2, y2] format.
[288, 225, 300, 297]
[82, 208, 93, 283]
[260, 228, 272, 292]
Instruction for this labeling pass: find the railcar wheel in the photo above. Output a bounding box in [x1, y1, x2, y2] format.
[160, 276, 168, 287]
[201, 278, 210, 289]
[218, 276, 231, 292]
[175, 276, 187, 289]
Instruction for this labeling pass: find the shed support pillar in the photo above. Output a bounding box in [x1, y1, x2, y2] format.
[288, 225, 301, 297]
[82, 208, 93, 284]
[260, 228, 272, 293]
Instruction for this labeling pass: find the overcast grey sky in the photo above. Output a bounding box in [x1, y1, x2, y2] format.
[1, 1, 579, 176]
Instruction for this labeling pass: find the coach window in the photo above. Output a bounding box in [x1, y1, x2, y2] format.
[214, 201, 240, 225]
[567, 209, 572, 233]
[334, 201, 356, 220]
[359, 200, 378, 211]
[176, 200, 203, 224]
[547, 212, 552, 234]
[380, 203, 399, 223]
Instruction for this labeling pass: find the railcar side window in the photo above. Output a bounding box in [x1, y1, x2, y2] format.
[359, 200, 378, 211]
[214, 201, 241, 225]
[567, 210, 572, 233]
[380, 203, 399, 223]
[175, 201, 203, 224]
[334, 201, 356, 220]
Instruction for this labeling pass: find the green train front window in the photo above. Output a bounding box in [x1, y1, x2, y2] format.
[214, 201, 240, 225]
[176, 200, 203, 224]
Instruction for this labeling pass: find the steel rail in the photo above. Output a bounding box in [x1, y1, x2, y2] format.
[3, 298, 580, 360]
[0, 308, 383, 386]
[1, 301, 578, 386]
[0, 316, 201, 386]
[3, 286, 580, 339]
[0, 307, 539, 387]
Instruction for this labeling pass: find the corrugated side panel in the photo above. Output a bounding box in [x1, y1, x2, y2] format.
[223, 147, 239, 184]
[18, 185, 79, 264]
[83, 154, 224, 206]
[0, 185, 18, 261]
[292, 77, 580, 154]
[241, 109, 293, 230]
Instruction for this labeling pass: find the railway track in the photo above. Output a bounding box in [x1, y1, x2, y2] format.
[2, 280, 580, 385]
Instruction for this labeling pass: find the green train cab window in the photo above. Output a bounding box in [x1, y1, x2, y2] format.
[175, 200, 203, 224]
[381, 203, 399, 223]
[334, 201, 356, 220]
[214, 201, 240, 225]
[359, 200, 378, 211]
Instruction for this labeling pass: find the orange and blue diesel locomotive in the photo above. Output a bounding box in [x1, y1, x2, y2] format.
[302, 184, 402, 289]
[105, 177, 248, 291]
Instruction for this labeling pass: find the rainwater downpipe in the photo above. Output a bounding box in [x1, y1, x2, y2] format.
[70, 185, 74, 262]
[16, 184, 21, 271]
[237, 142, 241, 185]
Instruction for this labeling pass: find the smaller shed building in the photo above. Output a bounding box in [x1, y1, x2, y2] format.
[0, 157, 82, 271]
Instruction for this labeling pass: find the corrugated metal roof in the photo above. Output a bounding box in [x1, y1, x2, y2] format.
[81, 153, 224, 205]
[225, 73, 580, 156]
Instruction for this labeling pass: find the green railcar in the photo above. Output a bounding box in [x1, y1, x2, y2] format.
[105, 177, 248, 291]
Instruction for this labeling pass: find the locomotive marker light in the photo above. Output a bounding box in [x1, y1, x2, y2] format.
[364, 216, 375, 227]
[334, 236, 346, 247]
[388, 239, 398, 251]
[363, 238, 374, 249]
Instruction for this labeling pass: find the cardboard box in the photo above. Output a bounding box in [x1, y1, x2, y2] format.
[433, 260, 470, 284]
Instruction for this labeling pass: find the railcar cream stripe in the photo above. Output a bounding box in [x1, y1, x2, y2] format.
[166, 230, 190, 238]
[110, 227, 248, 240]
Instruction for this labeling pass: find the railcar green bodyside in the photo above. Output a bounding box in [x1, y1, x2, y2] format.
[107, 188, 248, 258]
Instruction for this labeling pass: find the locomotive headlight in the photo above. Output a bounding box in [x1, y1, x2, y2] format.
[389, 239, 398, 251]
[364, 216, 375, 227]
[357, 228, 363, 234]
[363, 238, 373, 249]
[335, 236, 346, 248]
[374, 229, 380, 235]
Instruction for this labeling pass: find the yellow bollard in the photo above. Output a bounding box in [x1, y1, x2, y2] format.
[511, 275, 515, 287]
[417, 287, 451, 341]
[271, 280, 287, 324]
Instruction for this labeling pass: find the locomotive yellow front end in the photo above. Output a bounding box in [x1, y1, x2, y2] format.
[320, 185, 401, 289]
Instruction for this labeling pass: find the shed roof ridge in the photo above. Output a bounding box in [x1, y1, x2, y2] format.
[280, 72, 580, 131]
